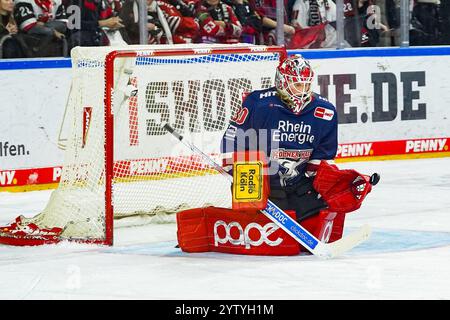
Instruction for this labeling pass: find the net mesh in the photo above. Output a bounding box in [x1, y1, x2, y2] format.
[21, 44, 281, 242]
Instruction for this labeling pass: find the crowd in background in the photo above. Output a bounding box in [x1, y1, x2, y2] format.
[1, 0, 450, 58]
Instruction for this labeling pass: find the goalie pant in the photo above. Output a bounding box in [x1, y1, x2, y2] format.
[176, 206, 346, 255]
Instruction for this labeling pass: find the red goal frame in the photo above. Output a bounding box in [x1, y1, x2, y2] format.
[103, 46, 286, 245]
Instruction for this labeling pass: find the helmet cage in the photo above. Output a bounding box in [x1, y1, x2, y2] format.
[275, 56, 314, 114]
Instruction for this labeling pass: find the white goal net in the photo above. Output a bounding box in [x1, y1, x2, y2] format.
[0, 44, 285, 245]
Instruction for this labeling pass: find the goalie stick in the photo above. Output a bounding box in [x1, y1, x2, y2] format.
[163, 123, 372, 259]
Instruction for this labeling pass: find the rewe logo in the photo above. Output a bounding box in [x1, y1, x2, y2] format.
[214, 220, 283, 249]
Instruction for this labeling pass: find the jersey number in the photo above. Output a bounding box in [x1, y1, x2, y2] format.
[19, 6, 33, 17]
[344, 2, 354, 13]
[203, 21, 217, 34]
[231, 107, 249, 125]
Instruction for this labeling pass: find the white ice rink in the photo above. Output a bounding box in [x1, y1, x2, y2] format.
[1, 157, 450, 300]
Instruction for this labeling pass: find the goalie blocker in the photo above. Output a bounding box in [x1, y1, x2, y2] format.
[176, 155, 378, 256]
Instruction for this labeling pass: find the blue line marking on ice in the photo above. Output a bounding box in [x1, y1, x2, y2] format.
[106, 241, 184, 256]
[348, 228, 450, 255]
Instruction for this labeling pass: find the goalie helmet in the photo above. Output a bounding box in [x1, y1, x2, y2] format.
[275, 54, 315, 114]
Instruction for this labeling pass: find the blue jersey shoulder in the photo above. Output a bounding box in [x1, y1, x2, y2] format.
[243, 87, 278, 108]
[310, 93, 336, 111]
[301, 93, 338, 122]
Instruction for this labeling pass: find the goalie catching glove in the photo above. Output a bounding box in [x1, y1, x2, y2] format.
[269, 160, 379, 221]
[312, 161, 379, 214]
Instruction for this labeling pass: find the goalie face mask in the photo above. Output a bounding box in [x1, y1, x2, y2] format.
[275, 54, 314, 114]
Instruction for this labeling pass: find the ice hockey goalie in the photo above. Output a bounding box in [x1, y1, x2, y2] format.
[176, 55, 378, 256]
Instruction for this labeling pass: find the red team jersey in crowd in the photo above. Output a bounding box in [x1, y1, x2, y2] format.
[196, 0, 242, 44]
[158, 0, 199, 43]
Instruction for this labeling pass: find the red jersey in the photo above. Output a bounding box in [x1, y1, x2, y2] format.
[196, 0, 242, 44]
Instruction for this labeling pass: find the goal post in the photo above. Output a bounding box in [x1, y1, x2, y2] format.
[0, 44, 287, 246]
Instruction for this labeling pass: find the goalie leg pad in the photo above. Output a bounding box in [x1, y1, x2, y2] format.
[298, 210, 344, 253]
[176, 207, 345, 255]
[176, 207, 301, 256]
[328, 213, 347, 243]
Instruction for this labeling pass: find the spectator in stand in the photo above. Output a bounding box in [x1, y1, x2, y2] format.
[145, 0, 174, 44]
[223, 0, 264, 44]
[195, 0, 242, 44]
[441, 0, 450, 44]
[121, 0, 175, 44]
[100, 0, 129, 45]
[253, 0, 295, 44]
[164, 0, 197, 18]
[0, 0, 27, 58]
[410, 0, 442, 46]
[158, 0, 199, 43]
[13, 0, 68, 56]
[120, 0, 142, 44]
[288, 0, 340, 48]
[359, 0, 391, 47]
[342, 0, 391, 47]
[378, 0, 399, 46]
[68, 0, 126, 48]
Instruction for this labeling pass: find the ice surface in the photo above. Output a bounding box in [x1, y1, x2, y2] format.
[1, 157, 450, 299]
